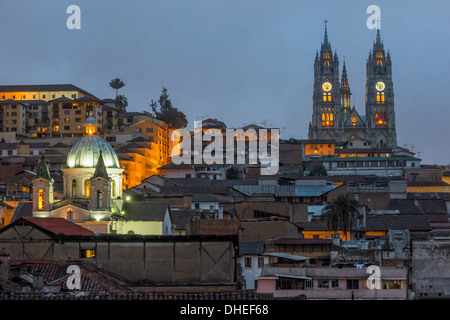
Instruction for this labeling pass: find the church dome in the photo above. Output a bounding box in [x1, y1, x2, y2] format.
[66, 114, 120, 169]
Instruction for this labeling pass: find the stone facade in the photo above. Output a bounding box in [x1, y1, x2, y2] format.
[308, 25, 396, 148]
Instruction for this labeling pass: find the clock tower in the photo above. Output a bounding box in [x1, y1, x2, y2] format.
[365, 28, 396, 148]
[308, 21, 343, 141]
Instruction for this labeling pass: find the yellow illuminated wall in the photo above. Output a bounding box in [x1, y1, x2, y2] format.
[304, 143, 335, 156]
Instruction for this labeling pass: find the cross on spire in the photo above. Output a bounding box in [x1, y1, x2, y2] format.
[323, 19, 329, 45]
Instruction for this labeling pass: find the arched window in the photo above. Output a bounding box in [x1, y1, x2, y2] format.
[84, 179, 91, 197]
[97, 190, 103, 209]
[38, 190, 44, 210]
[112, 179, 116, 197]
[72, 179, 77, 197]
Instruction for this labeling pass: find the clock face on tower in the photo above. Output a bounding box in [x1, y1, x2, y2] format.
[322, 82, 332, 92]
[375, 81, 385, 91]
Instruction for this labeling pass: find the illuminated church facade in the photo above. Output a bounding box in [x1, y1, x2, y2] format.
[308, 23, 397, 149]
[31, 113, 124, 234]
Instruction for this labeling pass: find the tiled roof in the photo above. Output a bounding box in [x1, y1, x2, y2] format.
[170, 210, 194, 230]
[239, 241, 265, 255]
[390, 198, 448, 214]
[10, 201, 33, 222]
[20, 217, 96, 236]
[119, 202, 169, 221]
[366, 214, 432, 231]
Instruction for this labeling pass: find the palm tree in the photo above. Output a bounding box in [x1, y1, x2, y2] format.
[320, 193, 359, 240]
[109, 78, 126, 97]
[114, 94, 128, 112]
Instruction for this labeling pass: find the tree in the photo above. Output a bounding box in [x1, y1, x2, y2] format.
[308, 164, 328, 176]
[114, 94, 128, 112]
[109, 78, 126, 97]
[320, 193, 359, 240]
[150, 87, 188, 129]
[226, 166, 239, 179]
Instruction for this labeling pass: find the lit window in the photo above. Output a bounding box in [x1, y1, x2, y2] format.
[38, 189, 44, 210]
[84, 179, 91, 197]
[81, 249, 96, 258]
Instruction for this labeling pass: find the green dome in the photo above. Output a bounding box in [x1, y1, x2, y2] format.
[66, 135, 119, 168]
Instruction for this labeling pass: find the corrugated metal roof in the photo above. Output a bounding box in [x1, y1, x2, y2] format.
[265, 252, 311, 261]
[232, 185, 336, 197]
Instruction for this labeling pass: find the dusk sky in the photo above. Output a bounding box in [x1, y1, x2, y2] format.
[0, 0, 449, 165]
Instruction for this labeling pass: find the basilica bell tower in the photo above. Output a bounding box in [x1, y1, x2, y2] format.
[365, 28, 397, 148]
[308, 20, 343, 141]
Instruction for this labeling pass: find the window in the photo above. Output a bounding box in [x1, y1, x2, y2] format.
[72, 179, 77, 197]
[410, 173, 419, 182]
[97, 190, 103, 208]
[112, 179, 116, 197]
[258, 257, 264, 268]
[276, 278, 305, 290]
[305, 279, 314, 290]
[331, 279, 339, 288]
[383, 280, 403, 289]
[245, 257, 252, 268]
[84, 179, 91, 197]
[38, 189, 44, 210]
[80, 249, 96, 258]
[67, 208, 73, 221]
[321, 113, 334, 127]
[346, 279, 359, 290]
[318, 279, 329, 288]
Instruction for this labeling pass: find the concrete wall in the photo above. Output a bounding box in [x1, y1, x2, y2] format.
[412, 238, 450, 299]
[0, 223, 238, 285]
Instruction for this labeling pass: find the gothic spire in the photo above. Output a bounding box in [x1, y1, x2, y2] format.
[341, 59, 350, 92]
[373, 27, 384, 51]
[323, 19, 329, 46]
[321, 19, 331, 51]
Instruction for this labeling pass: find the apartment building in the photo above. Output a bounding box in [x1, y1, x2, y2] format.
[0, 84, 102, 138]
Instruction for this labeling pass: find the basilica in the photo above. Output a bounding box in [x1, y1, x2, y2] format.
[308, 23, 397, 149]
[31, 113, 124, 234]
